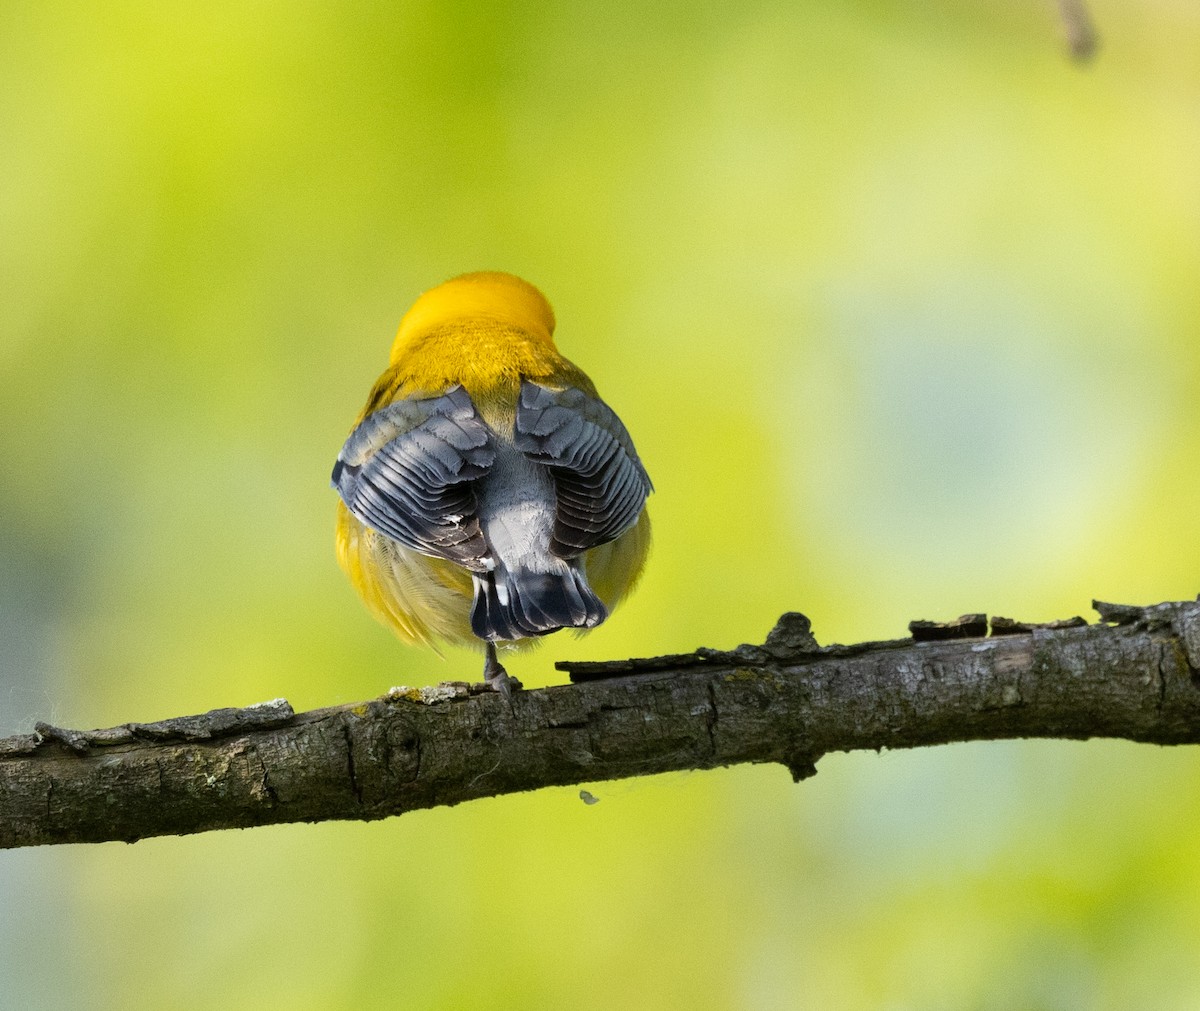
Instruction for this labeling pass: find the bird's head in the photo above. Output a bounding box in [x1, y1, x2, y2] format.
[390, 271, 557, 363]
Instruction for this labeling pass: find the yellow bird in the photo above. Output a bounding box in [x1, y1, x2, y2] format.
[332, 272, 652, 694]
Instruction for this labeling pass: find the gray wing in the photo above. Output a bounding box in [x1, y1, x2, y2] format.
[332, 386, 495, 569]
[514, 381, 652, 558]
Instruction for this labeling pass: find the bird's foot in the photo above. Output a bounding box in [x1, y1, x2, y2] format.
[480, 643, 523, 699]
[484, 666, 523, 699]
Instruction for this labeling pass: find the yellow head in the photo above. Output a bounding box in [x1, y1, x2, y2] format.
[390, 271, 557, 364]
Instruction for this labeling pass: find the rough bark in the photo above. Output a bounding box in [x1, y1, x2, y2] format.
[3, 599, 1200, 849]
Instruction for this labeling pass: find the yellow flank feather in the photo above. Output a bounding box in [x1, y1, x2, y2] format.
[333, 271, 652, 671]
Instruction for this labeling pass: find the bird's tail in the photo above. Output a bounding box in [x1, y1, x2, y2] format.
[470, 563, 608, 641]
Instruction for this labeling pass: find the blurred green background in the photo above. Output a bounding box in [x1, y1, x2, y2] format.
[3, 0, 1200, 1006]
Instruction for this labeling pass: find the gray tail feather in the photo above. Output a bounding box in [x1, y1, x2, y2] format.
[470, 564, 607, 641]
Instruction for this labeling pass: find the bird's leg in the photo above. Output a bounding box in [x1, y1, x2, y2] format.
[483, 641, 523, 698]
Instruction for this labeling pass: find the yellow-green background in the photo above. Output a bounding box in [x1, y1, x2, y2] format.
[3, 0, 1199, 1007]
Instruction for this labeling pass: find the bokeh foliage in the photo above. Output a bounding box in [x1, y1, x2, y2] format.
[2, 0, 1200, 1006]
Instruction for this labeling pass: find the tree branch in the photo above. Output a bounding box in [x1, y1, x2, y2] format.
[4, 598, 1200, 849]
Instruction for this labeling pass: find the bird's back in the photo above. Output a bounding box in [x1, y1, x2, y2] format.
[333, 271, 651, 656]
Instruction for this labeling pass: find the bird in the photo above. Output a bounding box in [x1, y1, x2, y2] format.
[331, 271, 652, 695]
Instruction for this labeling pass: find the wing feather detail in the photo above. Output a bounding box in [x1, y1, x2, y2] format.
[514, 381, 652, 558]
[332, 386, 495, 569]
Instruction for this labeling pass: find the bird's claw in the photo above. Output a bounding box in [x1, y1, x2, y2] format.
[481, 644, 522, 699]
[485, 668, 523, 698]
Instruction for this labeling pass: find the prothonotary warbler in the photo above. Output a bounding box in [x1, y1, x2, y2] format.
[332, 271, 652, 694]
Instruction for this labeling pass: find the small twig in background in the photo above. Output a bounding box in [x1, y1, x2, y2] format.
[1057, 0, 1099, 61]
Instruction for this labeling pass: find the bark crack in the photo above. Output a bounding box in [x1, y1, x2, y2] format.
[343, 723, 363, 805]
[705, 681, 719, 757]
